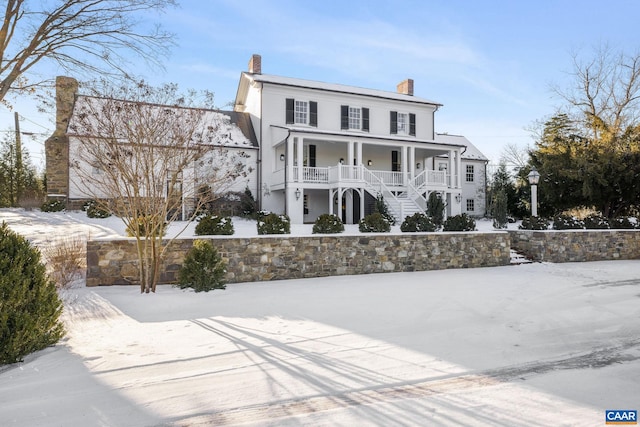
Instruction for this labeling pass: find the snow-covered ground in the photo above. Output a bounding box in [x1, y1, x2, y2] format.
[1, 209, 639, 426]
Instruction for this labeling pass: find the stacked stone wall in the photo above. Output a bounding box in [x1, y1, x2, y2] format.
[508, 229, 640, 262]
[87, 232, 511, 286]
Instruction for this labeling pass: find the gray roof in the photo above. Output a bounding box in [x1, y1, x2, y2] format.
[435, 133, 488, 161]
[245, 73, 442, 106]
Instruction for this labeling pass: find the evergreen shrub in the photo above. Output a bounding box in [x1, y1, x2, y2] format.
[609, 217, 636, 229]
[552, 214, 584, 230]
[583, 214, 610, 229]
[83, 200, 111, 218]
[519, 216, 550, 230]
[374, 194, 396, 225]
[0, 223, 65, 364]
[426, 192, 445, 229]
[359, 212, 391, 233]
[312, 214, 344, 234]
[41, 200, 65, 212]
[257, 212, 290, 235]
[491, 190, 508, 229]
[400, 213, 437, 232]
[177, 240, 226, 292]
[195, 215, 234, 235]
[443, 213, 476, 231]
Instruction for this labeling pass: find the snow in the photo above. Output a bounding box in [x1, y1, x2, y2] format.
[1, 209, 639, 426]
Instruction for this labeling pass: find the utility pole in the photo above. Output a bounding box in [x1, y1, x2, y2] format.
[14, 112, 23, 206]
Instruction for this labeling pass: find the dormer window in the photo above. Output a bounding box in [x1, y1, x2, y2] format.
[390, 111, 416, 136]
[286, 98, 317, 127]
[341, 105, 369, 132]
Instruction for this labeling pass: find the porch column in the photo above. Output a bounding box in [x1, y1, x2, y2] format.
[348, 141, 355, 166]
[287, 137, 295, 184]
[456, 148, 462, 188]
[402, 145, 408, 184]
[356, 142, 363, 165]
[344, 189, 354, 224]
[448, 150, 454, 188]
[359, 188, 365, 222]
[296, 137, 304, 183]
[409, 146, 416, 179]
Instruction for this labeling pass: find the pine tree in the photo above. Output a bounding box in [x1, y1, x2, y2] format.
[0, 223, 65, 364]
[426, 192, 445, 228]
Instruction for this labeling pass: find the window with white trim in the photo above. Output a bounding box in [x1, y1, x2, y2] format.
[295, 100, 308, 125]
[466, 165, 475, 182]
[348, 107, 361, 130]
[397, 112, 409, 134]
[466, 198, 475, 212]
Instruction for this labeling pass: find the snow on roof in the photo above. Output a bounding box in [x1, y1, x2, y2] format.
[435, 133, 488, 161]
[68, 96, 257, 148]
[246, 73, 442, 106]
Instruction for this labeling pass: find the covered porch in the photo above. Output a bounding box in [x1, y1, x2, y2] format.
[267, 129, 464, 224]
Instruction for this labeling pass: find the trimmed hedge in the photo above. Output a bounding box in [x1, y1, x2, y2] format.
[312, 214, 344, 234]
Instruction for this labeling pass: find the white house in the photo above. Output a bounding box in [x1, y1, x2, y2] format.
[46, 56, 488, 224]
[234, 54, 482, 224]
[435, 133, 488, 217]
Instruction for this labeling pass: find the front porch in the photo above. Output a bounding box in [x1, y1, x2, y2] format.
[265, 129, 464, 224]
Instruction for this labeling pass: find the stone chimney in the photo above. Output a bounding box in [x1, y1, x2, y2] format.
[248, 54, 262, 74]
[397, 78, 414, 96]
[54, 76, 79, 136]
[45, 76, 78, 201]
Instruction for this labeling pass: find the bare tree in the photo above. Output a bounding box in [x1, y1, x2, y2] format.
[0, 0, 176, 106]
[500, 142, 529, 170]
[552, 45, 640, 142]
[69, 81, 252, 293]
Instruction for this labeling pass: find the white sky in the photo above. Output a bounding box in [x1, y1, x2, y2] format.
[2, 0, 639, 170]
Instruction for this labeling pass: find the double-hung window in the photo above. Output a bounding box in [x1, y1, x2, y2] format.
[286, 98, 317, 126]
[466, 165, 475, 182]
[390, 111, 416, 136]
[341, 105, 369, 131]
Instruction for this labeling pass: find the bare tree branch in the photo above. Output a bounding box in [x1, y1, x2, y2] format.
[0, 0, 176, 105]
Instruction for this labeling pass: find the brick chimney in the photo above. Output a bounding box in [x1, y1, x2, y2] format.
[248, 54, 262, 74]
[397, 78, 414, 96]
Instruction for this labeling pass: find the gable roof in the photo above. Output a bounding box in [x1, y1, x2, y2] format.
[67, 95, 258, 148]
[236, 72, 442, 107]
[435, 133, 488, 161]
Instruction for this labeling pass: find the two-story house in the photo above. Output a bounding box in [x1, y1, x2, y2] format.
[46, 55, 487, 225]
[235, 55, 468, 224]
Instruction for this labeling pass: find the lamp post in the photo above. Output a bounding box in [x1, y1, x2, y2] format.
[527, 167, 540, 217]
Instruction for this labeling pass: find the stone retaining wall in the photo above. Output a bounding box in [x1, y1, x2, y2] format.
[508, 229, 640, 262]
[86, 232, 511, 286]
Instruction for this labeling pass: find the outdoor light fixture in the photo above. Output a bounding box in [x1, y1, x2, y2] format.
[367, 160, 372, 166]
[416, 162, 421, 169]
[455, 194, 461, 203]
[295, 188, 301, 200]
[280, 153, 285, 161]
[339, 158, 344, 164]
[527, 167, 541, 216]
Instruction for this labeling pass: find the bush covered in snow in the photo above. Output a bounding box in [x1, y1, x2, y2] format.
[41, 200, 65, 212]
[82, 200, 111, 218]
[519, 216, 550, 230]
[359, 212, 391, 233]
[609, 217, 636, 229]
[400, 212, 437, 232]
[177, 240, 226, 292]
[552, 214, 584, 230]
[195, 215, 234, 235]
[312, 214, 344, 234]
[443, 213, 476, 231]
[583, 214, 610, 229]
[0, 223, 65, 364]
[257, 212, 290, 235]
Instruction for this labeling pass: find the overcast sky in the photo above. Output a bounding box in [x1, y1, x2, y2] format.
[2, 0, 639, 169]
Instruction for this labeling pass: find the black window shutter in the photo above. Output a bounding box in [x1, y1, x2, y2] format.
[309, 144, 316, 167]
[390, 111, 397, 134]
[310, 101, 318, 127]
[286, 98, 294, 124]
[409, 113, 416, 136]
[362, 108, 370, 132]
[341, 105, 349, 130]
